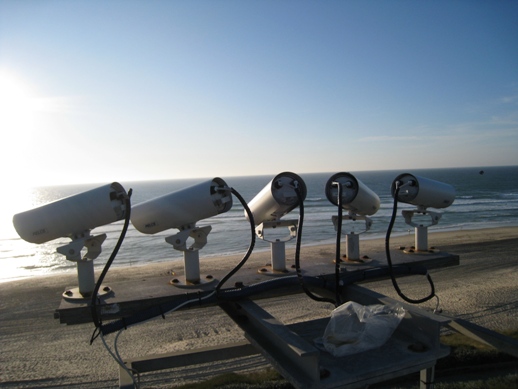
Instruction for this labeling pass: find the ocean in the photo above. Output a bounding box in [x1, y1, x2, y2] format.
[2, 166, 517, 283]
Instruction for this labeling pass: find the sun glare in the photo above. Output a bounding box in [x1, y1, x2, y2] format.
[0, 71, 44, 207]
[0, 72, 37, 129]
[0, 71, 51, 185]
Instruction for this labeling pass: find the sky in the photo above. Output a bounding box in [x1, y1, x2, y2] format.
[1, 0, 517, 187]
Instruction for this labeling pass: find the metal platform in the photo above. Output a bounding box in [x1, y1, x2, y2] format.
[221, 287, 451, 389]
[52, 248, 518, 388]
[118, 284, 452, 389]
[55, 250, 463, 388]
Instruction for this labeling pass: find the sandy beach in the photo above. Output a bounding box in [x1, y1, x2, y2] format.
[1, 226, 517, 388]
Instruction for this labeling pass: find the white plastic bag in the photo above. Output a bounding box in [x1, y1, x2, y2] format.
[315, 301, 405, 357]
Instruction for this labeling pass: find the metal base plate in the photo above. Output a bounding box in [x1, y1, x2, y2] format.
[338, 256, 374, 265]
[62, 285, 113, 300]
[402, 247, 441, 254]
[257, 264, 295, 276]
[170, 275, 217, 288]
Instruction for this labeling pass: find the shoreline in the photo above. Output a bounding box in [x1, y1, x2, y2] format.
[1, 226, 517, 388]
[1, 225, 517, 285]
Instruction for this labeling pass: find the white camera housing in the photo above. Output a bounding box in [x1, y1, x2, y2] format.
[325, 172, 380, 216]
[391, 173, 455, 210]
[246, 172, 306, 275]
[131, 178, 232, 234]
[13, 182, 128, 244]
[130, 178, 232, 287]
[245, 172, 307, 226]
[391, 173, 455, 253]
[325, 172, 380, 263]
[12, 182, 129, 299]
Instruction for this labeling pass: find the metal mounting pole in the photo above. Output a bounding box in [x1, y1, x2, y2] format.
[184, 249, 201, 284]
[255, 220, 298, 275]
[415, 225, 429, 252]
[402, 209, 442, 253]
[271, 240, 287, 272]
[332, 214, 373, 263]
[345, 233, 360, 261]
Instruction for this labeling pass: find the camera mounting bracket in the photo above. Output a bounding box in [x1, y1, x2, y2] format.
[165, 225, 216, 287]
[56, 232, 112, 300]
[331, 213, 373, 235]
[255, 219, 298, 275]
[402, 209, 443, 253]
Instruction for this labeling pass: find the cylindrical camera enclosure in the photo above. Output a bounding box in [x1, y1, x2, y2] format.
[246, 172, 307, 225]
[13, 182, 128, 244]
[391, 173, 455, 209]
[131, 178, 232, 234]
[325, 172, 380, 216]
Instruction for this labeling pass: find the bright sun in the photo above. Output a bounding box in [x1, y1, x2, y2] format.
[0, 71, 56, 186]
[0, 71, 38, 130]
[0, 71, 43, 215]
[0, 70, 77, 189]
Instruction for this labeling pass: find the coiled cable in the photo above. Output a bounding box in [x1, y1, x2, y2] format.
[386, 182, 435, 304]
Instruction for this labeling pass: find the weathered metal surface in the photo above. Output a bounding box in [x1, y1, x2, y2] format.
[55, 250, 459, 325]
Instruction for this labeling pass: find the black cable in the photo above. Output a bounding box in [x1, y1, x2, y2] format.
[100, 292, 215, 335]
[101, 273, 324, 336]
[215, 187, 256, 294]
[100, 186, 255, 335]
[99, 263, 433, 336]
[98, 182, 437, 336]
[294, 185, 336, 305]
[90, 189, 132, 343]
[385, 183, 435, 304]
[333, 182, 343, 306]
